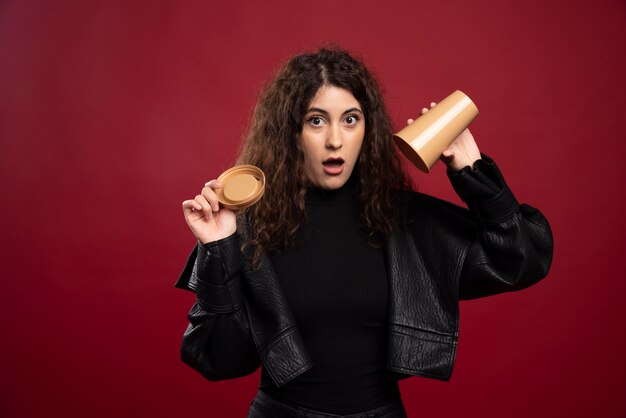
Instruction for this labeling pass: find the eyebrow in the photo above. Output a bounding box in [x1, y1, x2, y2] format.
[306, 107, 363, 116]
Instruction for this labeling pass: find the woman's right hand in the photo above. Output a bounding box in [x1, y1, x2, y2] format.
[182, 180, 237, 245]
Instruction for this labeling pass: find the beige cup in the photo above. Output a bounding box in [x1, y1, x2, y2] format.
[393, 90, 479, 173]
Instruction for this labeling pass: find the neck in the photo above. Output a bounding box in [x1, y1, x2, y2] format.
[306, 173, 358, 206]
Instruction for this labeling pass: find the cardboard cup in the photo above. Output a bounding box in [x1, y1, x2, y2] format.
[393, 90, 479, 173]
[214, 165, 265, 210]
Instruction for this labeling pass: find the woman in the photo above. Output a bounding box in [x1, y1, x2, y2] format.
[175, 48, 553, 418]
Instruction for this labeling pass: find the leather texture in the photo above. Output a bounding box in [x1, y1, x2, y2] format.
[175, 154, 554, 387]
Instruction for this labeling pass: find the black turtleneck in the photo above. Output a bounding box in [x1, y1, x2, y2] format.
[260, 175, 401, 414]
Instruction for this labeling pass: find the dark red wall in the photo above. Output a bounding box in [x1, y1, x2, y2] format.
[1, 1, 625, 417]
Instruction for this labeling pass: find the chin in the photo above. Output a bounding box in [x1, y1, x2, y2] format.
[318, 175, 349, 190]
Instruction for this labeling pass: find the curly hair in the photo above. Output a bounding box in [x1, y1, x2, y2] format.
[236, 47, 411, 266]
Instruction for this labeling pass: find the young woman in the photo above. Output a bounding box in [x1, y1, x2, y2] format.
[176, 47, 553, 418]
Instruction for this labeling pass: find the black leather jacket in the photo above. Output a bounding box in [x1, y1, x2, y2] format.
[174, 154, 553, 388]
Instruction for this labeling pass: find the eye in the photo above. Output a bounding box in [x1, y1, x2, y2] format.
[343, 114, 360, 126]
[307, 116, 326, 127]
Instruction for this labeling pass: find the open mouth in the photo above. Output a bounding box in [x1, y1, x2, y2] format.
[322, 157, 345, 175]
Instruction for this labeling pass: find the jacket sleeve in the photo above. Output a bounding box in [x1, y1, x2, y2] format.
[174, 232, 260, 380]
[446, 153, 554, 300]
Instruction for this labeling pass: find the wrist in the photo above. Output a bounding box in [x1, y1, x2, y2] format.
[447, 157, 481, 172]
[198, 227, 237, 245]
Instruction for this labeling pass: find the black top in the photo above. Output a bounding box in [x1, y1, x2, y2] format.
[260, 175, 401, 414]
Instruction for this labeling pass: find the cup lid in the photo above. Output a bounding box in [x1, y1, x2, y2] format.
[215, 165, 265, 210]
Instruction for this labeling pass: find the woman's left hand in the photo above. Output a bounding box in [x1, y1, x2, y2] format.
[407, 102, 482, 171]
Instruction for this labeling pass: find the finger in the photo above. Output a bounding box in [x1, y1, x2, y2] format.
[195, 194, 215, 218]
[420, 107, 428, 115]
[442, 150, 453, 158]
[407, 118, 415, 125]
[201, 186, 220, 212]
[430, 102, 437, 108]
[182, 199, 203, 212]
[204, 179, 222, 189]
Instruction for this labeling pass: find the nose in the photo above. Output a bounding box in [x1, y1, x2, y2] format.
[325, 124, 343, 150]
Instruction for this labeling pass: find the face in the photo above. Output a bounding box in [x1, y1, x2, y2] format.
[299, 85, 365, 190]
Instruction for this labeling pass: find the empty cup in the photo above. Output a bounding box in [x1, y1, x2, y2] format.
[394, 90, 479, 173]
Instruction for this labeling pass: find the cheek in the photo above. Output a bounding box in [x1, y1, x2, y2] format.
[300, 134, 322, 162]
[299, 135, 312, 160]
[350, 132, 365, 162]
[304, 152, 316, 170]
[300, 140, 319, 172]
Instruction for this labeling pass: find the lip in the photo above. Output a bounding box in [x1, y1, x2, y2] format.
[322, 157, 345, 176]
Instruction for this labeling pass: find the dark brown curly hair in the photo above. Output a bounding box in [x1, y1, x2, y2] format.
[236, 47, 411, 266]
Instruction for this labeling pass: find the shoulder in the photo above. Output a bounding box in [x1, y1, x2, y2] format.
[400, 189, 471, 221]
[396, 189, 479, 241]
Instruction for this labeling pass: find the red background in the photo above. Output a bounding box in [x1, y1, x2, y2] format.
[1, 1, 625, 417]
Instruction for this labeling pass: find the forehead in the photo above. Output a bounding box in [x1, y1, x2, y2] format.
[308, 85, 361, 111]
